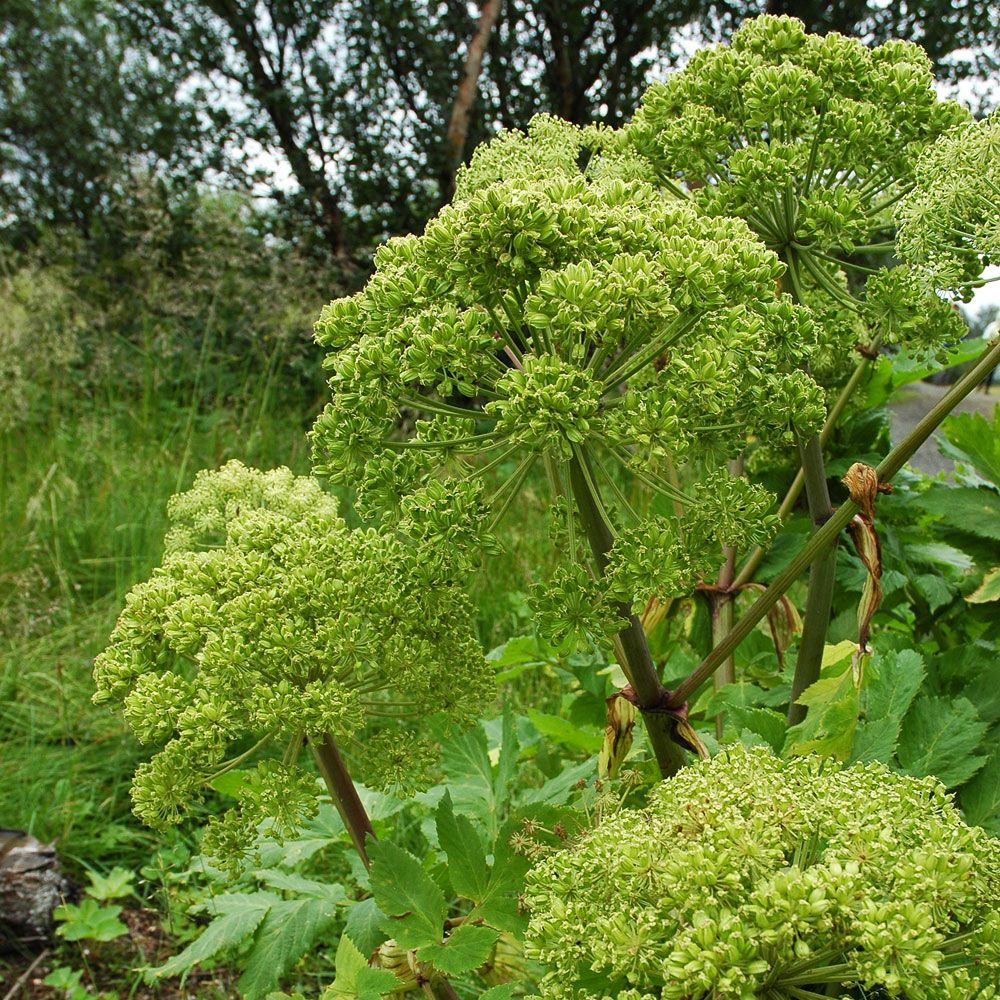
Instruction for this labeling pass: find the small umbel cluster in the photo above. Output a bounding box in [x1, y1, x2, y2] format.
[524, 745, 1000, 1000]
[896, 113, 1000, 296]
[93, 462, 493, 862]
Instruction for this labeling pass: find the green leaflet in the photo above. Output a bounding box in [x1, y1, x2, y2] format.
[959, 747, 1000, 834]
[526, 708, 603, 753]
[916, 487, 1000, 541]
[152, 891, 278, 980]
[417, 923, 500, 975]
[239, 890, 345, 999]
[367, 840, 447, 951]
[726, 706, 786, 754]
[330, 934, 400, 1000]
[436, 792, 490, 901]
[785, 641, 865, 761]
[896, 695, 989, 788]
[939, 408, 1000, 487]
[851, 648, 925, 764]
[343, 897, 388, 956]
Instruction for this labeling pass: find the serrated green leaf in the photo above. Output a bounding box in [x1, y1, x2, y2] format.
[493, 707, 520, 815]
[331, 932, 367, 992]
[368, 840, 446, 950]
[471, 829, 531, 935]
[417, 923, 499, 975]
[255, 870, 345, 899]
[479, 985, 516, 1000]
[913, 573, 954, 612]
[436, 792, 489, 902]
[726, 706, 786, 753]
[916, 487, 1000, 540]
[55, 899, 128, 942]
[344, 897, 388, 955]
[85, 866, 135, 902]
[940, 409, 1000, 486]
[896, 695, 989, 788]
[355, 966, 403, 999]
[785, 644, 864, 761]
[968, 566, 1000, 603]
[520, 756, 595, 806]
[851, 649, 925, 764]
[330, 933, 401, 1000]
[239, 894, 342, 1000]
[438, 725, 496, 833]
[959, 747, 1000, 834]
[152, 893, 276, 978]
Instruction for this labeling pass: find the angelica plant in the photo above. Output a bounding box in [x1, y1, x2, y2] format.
[311, 115, 831, 773]
[623, 14, 971, 723]
[525, 744, 1000, 1000]
[93, 461, 492, 866]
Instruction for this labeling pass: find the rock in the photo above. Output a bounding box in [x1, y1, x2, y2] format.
[0, 828, 71, 948]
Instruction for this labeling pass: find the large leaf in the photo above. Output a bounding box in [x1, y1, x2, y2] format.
[152, 891, 277, 979]
[435, 793, 489, 902]
[479, 846, 530, 934]
[726, 706, 786, 754]
[435, 725, 497, 834]
[916, 487, 1000, 541]
[239, 890, 344, 999]
[344, 897, 388, 956]
[850, 649, 925, 764]
[785, 642, 864, 761]
[526, 709, 602, 753]
[959, 747, 1000, 835]
[368, 840, 446, 951]
[896, 695, 989, 787]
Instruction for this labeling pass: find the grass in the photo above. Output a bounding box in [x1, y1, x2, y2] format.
[0, 381, 315, 870]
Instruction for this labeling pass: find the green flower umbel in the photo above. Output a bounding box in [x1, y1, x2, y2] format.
[525, 745, 1000, 1000]
[311, 121, 824, 637]
[93, 462, 492, 861]
[626, 14, 971, 370]
[896, 113, 1000, 297]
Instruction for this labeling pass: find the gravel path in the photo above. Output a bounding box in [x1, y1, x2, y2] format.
[889, 381, 999, 475]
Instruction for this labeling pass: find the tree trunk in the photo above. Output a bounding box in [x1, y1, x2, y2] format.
[439, 0, 503, 203]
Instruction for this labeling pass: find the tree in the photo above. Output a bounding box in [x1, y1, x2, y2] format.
[0, 0, 218, 246]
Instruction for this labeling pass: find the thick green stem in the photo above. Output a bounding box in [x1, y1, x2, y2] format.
[711, 460, 742, 735]
[568, 448, 687, 777]
[787, 435, 838, 725]
[669, 335, 1000, 707]
[710, 591, 735, 737]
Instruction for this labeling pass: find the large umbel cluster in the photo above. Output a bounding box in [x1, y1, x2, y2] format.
[93, 462, 492, 862]
[525, 745, 1000, 1000]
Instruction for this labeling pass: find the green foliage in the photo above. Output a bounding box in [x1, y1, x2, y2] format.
[525, 744, 1000, 999]
[150, 878, 345, 1000]
[54, 898, 129, 943]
